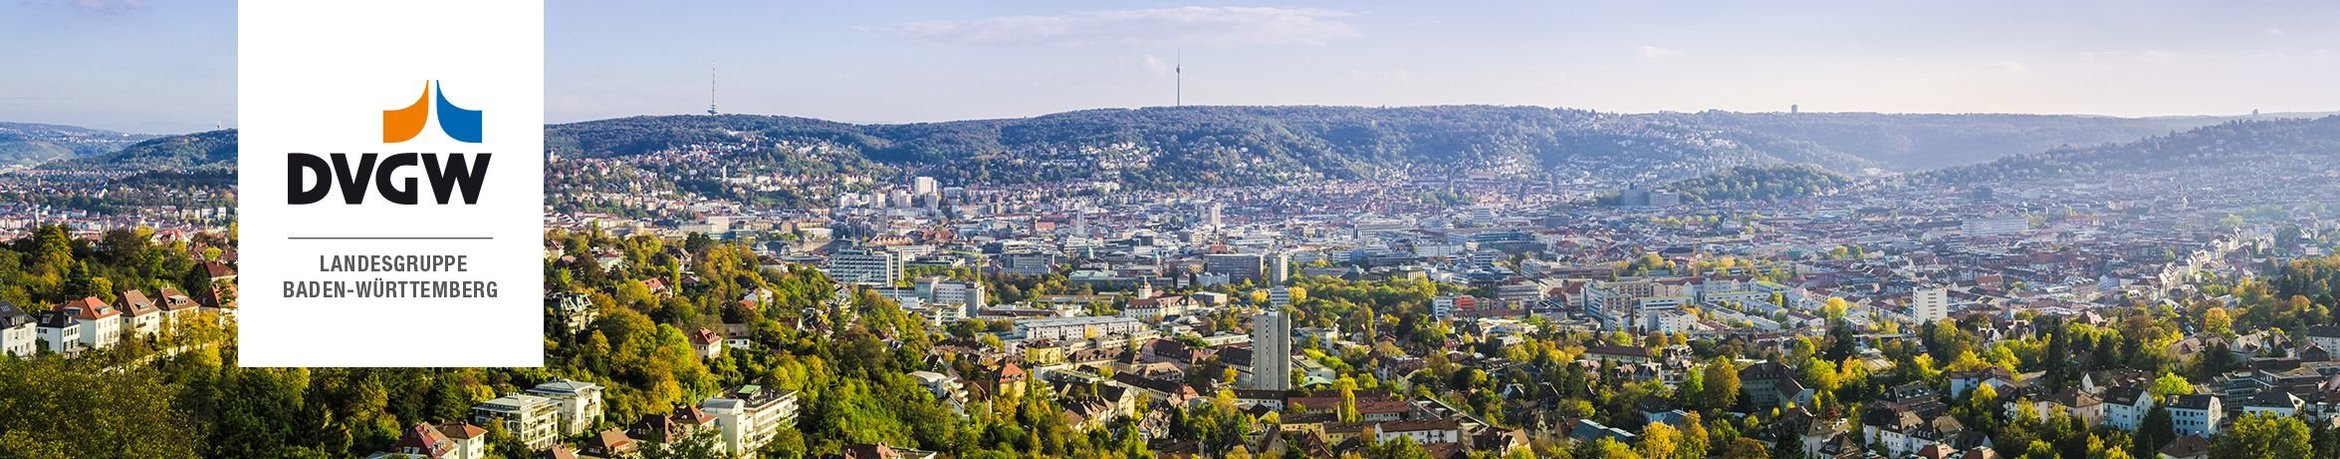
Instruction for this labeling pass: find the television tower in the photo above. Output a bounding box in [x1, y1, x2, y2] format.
[707, 64, 719, 115]
[1175, 50, 1182, 107]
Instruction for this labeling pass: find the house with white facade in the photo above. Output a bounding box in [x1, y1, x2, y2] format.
[2167, 394, 2222, 437]
[0, 301, 36, 357]
[2103, 387, 2153, 431]
[524, 379, 606, 437]
[701, 385, 800, 457]
[59, 297, 120, 350]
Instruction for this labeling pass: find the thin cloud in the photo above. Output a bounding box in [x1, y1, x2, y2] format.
[1989, 61, 2029, 73]
[2080, 50, 2178, 65]
[1637, 45, 1679, 60]
[37, 0, 147, 14]
[865, 7, 1359, 47]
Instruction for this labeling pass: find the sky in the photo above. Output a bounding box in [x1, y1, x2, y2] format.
[4, 0, 2338, 133]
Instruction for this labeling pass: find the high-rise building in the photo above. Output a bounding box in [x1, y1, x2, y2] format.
[1913, 286, 1949, 322]
[1267, 287, 1293, 308]
[1268, 251, 1292, 284]
[1250, 311, 1291, 391]
[911, 176, 938, 196]
[1204, 253, 1266, 284]
[916, 277, 987, 310]
[1205, 202, 1224, 228]
[824, 249, 902, 286]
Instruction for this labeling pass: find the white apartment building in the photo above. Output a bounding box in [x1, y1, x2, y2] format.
[823, 249, 902, 286]
[1913, 286, 1949, 323]
[0, 301, 35, 357]
[2168, 394, 2222, 437]
[701, 385, 801, 457]
[59, 297, 120, 350]
[524, 379, 606, 437]
[472, 394, 560, 450]
[1014, 316, 1146, 341]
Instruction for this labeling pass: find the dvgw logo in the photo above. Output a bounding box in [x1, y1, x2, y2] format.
[289, 81, 494, 205]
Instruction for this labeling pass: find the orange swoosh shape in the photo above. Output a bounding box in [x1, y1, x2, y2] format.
[383, 82, 431, 143]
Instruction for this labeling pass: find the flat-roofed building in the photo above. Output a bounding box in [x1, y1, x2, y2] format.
[700, 385, 800, 457]
[472, 394, 560, 450]
[524, 379, 606, 436]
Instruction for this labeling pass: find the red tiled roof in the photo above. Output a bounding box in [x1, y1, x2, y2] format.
[62, 297, 118, 320]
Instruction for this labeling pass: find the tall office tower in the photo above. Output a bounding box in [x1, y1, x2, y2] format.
[1914, 286, 1949, 322]
[912, 176, 938, 196]
[1269, 251, 1292, 284]
[1204, 253, 1265, 284]
[1250, 311, 1291, 391]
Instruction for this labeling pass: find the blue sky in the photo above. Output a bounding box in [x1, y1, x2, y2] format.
[5, 1, 2338, 133]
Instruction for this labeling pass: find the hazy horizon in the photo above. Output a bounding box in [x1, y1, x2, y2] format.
[6, 1, 2339, 133]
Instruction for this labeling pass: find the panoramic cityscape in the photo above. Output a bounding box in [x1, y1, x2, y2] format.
[8, 2, 2340, 459]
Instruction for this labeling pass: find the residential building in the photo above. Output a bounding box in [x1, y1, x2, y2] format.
[1912, 286, 1948, 323]
[700, 385, 801, 457]
[0, 300, 33, 357]
[690, 327, 725, 359]
[1204, 253, 1265, 284]
[914, 278, 986, 310]
[1963, 216, 2030, 236]
[2167, 394, 2221, 437]
[118, 290, 162, 337]
[524, 379, 606, 437]
[156, 287, 201, 327]
[32, 310, 80, 355]
[1013, 316, 1144, 341]
[59, 297, 120, 350]
[824, 249, 902, 286]
[580, 428, 638, 459]
[472, 394, 561, 450]
[1739, 361, 1814, 409]
[1431, 295, 1476, 319]
[1268, 251, 1292, 284]
[367, 422, 486, 459]
[1250, 311, 1291, 391]
[2103, 387, 2152, 431]
[1375, 419, 1463, 445]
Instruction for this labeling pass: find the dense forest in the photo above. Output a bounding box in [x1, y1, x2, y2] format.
[1925, 115, 2340, 185]
[545, 106, 1848, 190]
[43, 129, 238, 171]
[1657, 164, 1853, 203]
[33, 109, 2333, 194]
[1634, 111, 2261, 170]
[0, 227, 1166, 458]
[0, 122, 155, 166]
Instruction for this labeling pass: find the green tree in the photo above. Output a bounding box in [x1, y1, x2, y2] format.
[2150, 373, 2193, 400]
[0, 358, 201, 459]
[1701, 357, 1741, 410]
[1640, 422, 1681, 459]
[2211, 413, 2311, 459]
[1720, 437, 1768, 459]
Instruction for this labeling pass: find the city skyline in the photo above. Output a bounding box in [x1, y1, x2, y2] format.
[6, 1, 2340, 133]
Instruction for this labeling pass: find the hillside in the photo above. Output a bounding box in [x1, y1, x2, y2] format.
[1925, 115, 2340, 184]
[1662, 164, 1853, 203]
[44, 129, 238, 171]
[54, 108, 2321, 192]
[548, 106, 1874, 190]
[0, 122, 158, 166]
[1635, 111, 2264, 170]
